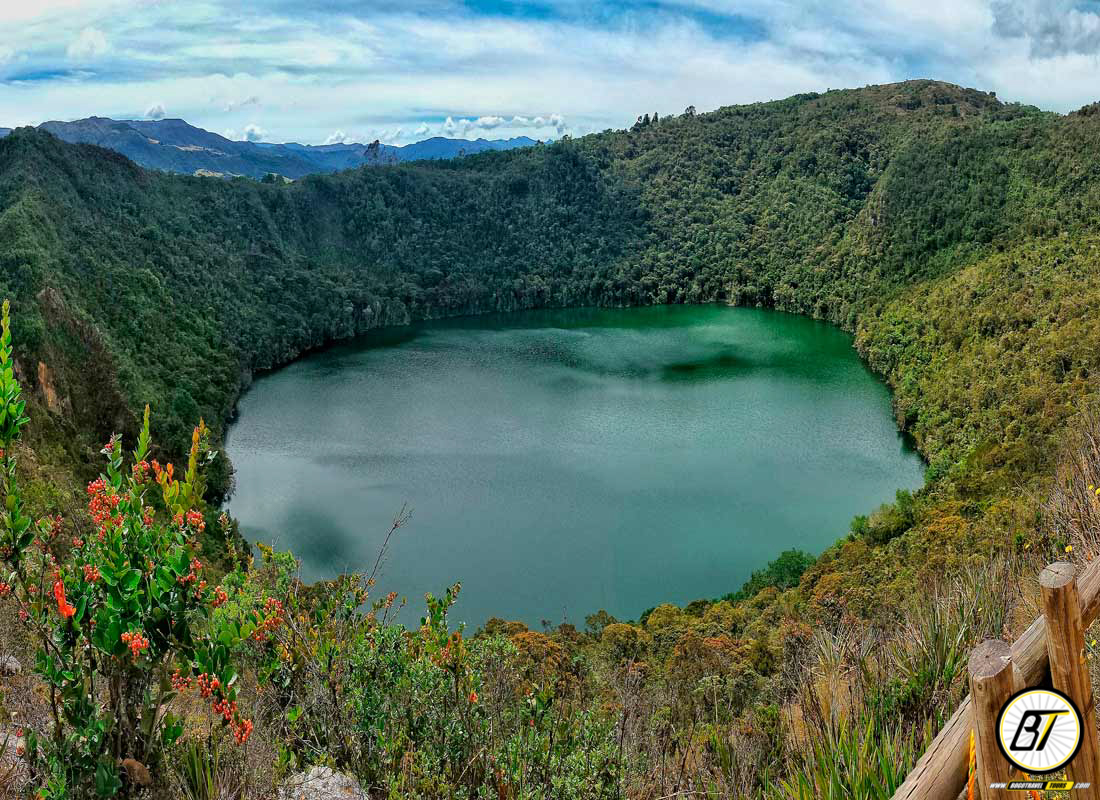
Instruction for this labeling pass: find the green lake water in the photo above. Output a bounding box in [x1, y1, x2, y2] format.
[225, 305, 925, 628]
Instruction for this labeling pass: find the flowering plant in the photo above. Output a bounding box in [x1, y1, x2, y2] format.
[0, 301, 277, 798]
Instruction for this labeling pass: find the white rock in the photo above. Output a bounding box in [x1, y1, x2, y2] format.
[279, 766, 366, 800]
[0, 656, 20, 676]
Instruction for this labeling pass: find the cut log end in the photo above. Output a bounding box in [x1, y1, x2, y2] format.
[968, 638, 1012, 680]
[1040, 561, 1076, 590]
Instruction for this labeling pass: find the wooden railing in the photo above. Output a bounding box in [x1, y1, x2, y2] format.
[891, 559, 1100, 799]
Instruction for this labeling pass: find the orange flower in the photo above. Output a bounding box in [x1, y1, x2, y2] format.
[120, 631, 149, 659]
[469, 690, 478, 704]
[233, 718, 253, 744]
[52, 580, 75, 619]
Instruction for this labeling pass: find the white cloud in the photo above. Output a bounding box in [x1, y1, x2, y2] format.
[223, 95, 260, 112]
[223, 125, 269, 143]
[0, 46, 14, 65]
[145, 102, 166, 119]
[67, 27, 109, 60]
[323, 130, 348, 145]
[5, 0, 1100, 147]
[991, 0, 1100, 57]
[371, 127, 403, 143]
[436, 113, 562, 139]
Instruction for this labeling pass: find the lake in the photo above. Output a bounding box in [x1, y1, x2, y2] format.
[225, 305, 925, 628]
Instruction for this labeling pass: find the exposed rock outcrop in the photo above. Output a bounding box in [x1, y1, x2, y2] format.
[279, 766, 366, 800]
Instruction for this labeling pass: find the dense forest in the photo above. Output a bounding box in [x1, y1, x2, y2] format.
[3, 79, 1100, 797]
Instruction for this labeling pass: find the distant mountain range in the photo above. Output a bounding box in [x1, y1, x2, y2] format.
[0, 117, 538, 178]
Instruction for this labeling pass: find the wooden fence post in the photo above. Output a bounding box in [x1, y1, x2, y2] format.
[1041, 561, 1100, 798]
[968, 639, 1016, 799]
[892, 557, 1100, 800]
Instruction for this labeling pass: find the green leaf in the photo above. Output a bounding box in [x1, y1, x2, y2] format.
[97, 617, 122, 655]
[161, 713, 183, 747]
[95, 761, 121, 797]
[120, 569, 142, 592]
[155, 567, 174, 593]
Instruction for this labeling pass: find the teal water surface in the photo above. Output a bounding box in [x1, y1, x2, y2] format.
[225, 306, 924, 628]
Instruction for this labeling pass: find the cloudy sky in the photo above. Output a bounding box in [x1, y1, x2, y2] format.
[0, 0, 1097, 145]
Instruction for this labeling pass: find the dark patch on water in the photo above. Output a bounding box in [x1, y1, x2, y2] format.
[660, 351, 746, 380]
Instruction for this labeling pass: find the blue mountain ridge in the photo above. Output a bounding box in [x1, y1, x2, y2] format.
[0, 117, 538, 178]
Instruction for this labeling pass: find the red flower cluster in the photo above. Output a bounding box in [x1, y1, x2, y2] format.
[192, 672, 250, 742]
[178, 557, 204, 587]
[185, 509, 205, 532]
[82, 564, 100, 583]
[53, 580, 75, 619]
[232, 718, 253, 744]
[210, 586, 228, 608]
[131, 460, 150, 481]
[170, 668, 192, 692]
[120, 631, 149, 660]
[196, 672, 221, 698]
[251, 598, 284, 642]
[0, 582, 10, 597]
[181, 670, 252, 745]
[86, 478, 122, 540]
[212, 696, 237, 721]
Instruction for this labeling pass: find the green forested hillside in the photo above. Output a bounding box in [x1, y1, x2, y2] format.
[4, 79, 1100, 797]
[0, 128, 645, 461]
[0, 80, 1058, 463]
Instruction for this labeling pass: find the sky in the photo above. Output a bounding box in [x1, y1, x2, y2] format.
[1, 0, 1099, 146]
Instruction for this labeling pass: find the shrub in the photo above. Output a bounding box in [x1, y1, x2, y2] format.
[0, 302, 277, 798]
